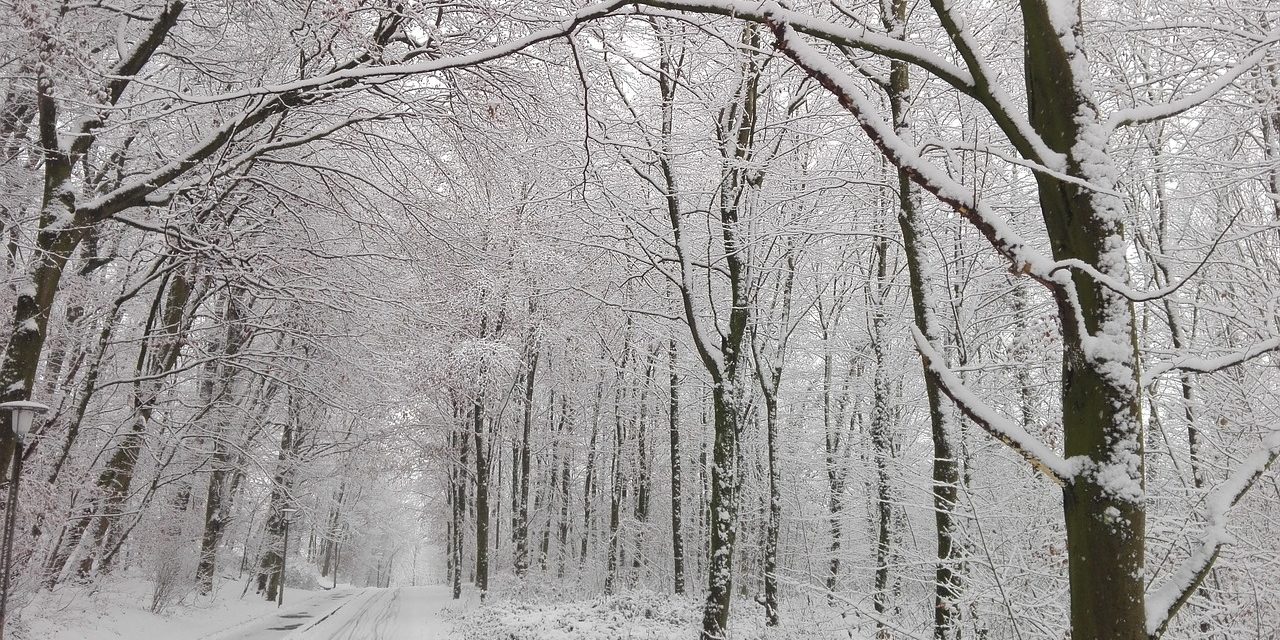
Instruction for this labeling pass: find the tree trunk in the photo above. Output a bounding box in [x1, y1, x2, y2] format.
[1021, 3, 1146, 639]
[71, 266, 199, 579]
[604, 340, 630, 595]
[667, 338, 686, 595]
[869, 227, 896, 639]
[256, 416, 296, 602]
[196, 290, 252, 594]
[513, 342, 538, 577]
[882, 4, 964, 635]
[632, 350, 655, 581]
[451, 401, 469, 599]
[580, 380, 603, 564]
[472, 392, 490, 599]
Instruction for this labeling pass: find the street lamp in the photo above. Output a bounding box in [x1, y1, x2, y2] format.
[277, 507, 297, 607]
[0, 400, 49, 640]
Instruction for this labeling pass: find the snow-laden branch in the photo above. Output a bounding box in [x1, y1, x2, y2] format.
[923, 0, 1063, 167]
[918, 138, 1105, 195]
[911, 327, 1072, 484]
[1145, 429, 1280, 638]
[630, 0, 1061, 166]
[764, 20, 1061, 285]
[62, 0, 186, 159]
[160, 1, 639, 106]
[1141, 336, 1280, 388]
[1105, 43, 1275, 132]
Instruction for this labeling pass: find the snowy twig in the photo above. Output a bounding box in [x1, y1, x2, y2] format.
[764, 20, 1060, 286]
[911, 327, 1071, 485]
[1145, 429, 1280, 638]
[1105, 44, 1275, 132]
[1141, 336, 1280, 388]
[630, 0, 1061, 164]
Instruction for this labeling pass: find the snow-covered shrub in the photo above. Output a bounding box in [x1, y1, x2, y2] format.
[452, 590, 699, 640]
[146, 532, 186, 611]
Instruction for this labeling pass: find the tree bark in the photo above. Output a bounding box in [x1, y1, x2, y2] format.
[667, 338, 686, 595]
[1013, 3, 1149, 637]
[513, 338, 538, 577]
[472, 391, 490, 599]
[881, 3, 964, 635]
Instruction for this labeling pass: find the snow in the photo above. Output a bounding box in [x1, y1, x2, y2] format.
[770, 22, 1060, 282]
[19, 576, 333, 640]
[452, 590, 697, 640]
[911, 326, 1074, 483]
[18, 580, 467, 640]
[1145, 428, 1280, 635]
[1104, 47, 1272, 131]
[1141, 335, 1280, 387]
[285, 586, 468, 640]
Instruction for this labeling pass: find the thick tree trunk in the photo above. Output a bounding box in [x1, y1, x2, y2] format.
[450, 402, 469, 599]
[196, 291, 251, 594]
[0, 224, 85, 481]
[1021, 3, 1146, 638]
[869, 230, 896, 639]
[702, 383, 741, 640]
[256, 418, 296, 602]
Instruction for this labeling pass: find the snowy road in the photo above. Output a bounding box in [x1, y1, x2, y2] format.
[218, 586, 461, 640]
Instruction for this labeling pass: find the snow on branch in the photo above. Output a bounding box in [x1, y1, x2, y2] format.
[1105, 44, 1274, 132]
[164, 1, 642, 106]
[1145, 429, 1280, 638]
[633, 1, 975, 86]
[1141, 336, 1280, 388]
[631, 0, 1061, 166]
[763, 19, 1061, 287]
[911, 327, 1072, 484]
[924, 0, 1063, 166]
[62, 0, 186, 159]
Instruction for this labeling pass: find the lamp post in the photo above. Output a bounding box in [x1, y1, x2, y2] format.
[0, 401, 49, 640]
[277, 507, 297, 607]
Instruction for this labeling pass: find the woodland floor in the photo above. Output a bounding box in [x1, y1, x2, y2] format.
[20, 580, 471, 640]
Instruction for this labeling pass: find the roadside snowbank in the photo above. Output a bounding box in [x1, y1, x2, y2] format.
[15, 574, 339, 640]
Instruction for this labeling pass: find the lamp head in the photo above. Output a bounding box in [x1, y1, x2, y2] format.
[0, 400, 50, 442]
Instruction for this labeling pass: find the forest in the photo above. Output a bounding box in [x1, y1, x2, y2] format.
[2, 0, 1279, 639]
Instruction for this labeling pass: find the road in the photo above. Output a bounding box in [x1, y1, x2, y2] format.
[217, 586, 462, 640]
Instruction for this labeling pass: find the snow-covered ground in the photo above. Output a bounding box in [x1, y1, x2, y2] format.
[16, 579, 470, 640]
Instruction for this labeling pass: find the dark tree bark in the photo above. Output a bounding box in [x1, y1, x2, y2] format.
[604, 334, 632, 595]
[195, 290, 254, 594]
[52, 263, 200, 581]
[513, 334, 538, 577]
[667, 337, 686, 595]
[472, 390, 490, 599]
[878, 2, 964, 635]
[580, 379, 603, 564]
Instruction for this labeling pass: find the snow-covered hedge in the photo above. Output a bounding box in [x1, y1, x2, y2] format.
[452, 590, 699, 640]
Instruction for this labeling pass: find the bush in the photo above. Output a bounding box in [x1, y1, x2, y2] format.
[452, 589, 699, 640]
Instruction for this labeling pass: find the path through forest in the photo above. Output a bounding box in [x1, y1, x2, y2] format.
[219, 586, 460, 640]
